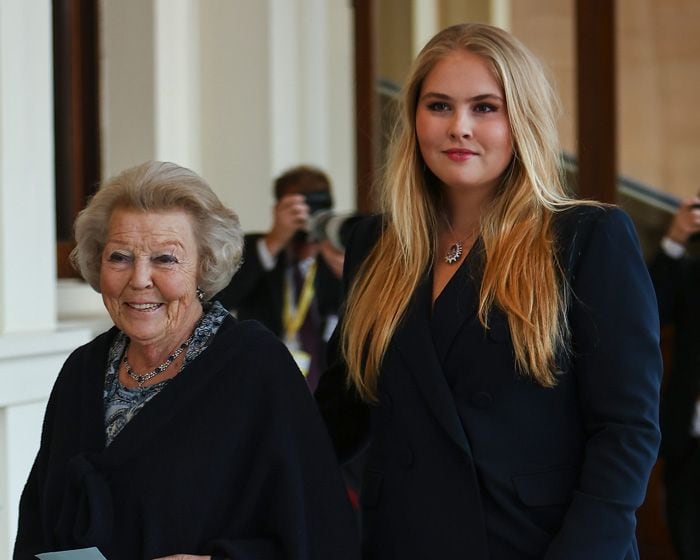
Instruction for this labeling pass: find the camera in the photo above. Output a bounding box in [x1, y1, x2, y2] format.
[304, 191, 333, 215]
[308, 210, 364, 250]
[299, 190, 363, 250]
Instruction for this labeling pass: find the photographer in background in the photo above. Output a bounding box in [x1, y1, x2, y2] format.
[215, 165, 344, 392]
[648, 195, 700, 560]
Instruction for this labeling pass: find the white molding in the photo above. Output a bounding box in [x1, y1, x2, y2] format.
[0, 328, 91, 362]
[56, 279, 109, 320]
[0, 325, 91, 560]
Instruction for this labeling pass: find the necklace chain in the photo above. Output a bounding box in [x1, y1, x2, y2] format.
[444, 220, 478, 265]
[123, 335, 194, 388]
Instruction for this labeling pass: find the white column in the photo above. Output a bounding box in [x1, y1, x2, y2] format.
[298, 0, 329, 166]
[491, 0, 511, 30]
[0, 3, 95, 558]
[0, 0, 56, 334]
[154, 0, 201, 172]
[198, 0, 272, 232]
[100, 0, 156, 178]
[325, 0, 355, 212]
[269, 0, 334, 172]
[269, 0, 302, 176]
[412, 0, 439, 56]
[268, 0, 355, 211]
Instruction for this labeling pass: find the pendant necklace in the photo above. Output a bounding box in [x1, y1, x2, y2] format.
[444, 220, 477, 265]
[123, 335, 194, 388]
[445, 239, 464, 264]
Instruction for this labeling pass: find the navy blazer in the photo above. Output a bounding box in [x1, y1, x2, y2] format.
[317, 205, 661, 560]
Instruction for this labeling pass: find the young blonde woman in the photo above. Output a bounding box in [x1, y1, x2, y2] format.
[316, 23, 661, 560]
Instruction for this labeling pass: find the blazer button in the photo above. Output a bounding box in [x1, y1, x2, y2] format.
[471, 391, 493, 409]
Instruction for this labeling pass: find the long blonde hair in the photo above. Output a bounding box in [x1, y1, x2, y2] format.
[342, 23, 581, 402]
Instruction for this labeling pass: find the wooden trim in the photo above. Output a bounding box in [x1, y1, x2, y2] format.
[56, 241, 77, 278]
[53, 0, 101, 278]
[575, 0, 616, 203]
[353, 0, 379, 213]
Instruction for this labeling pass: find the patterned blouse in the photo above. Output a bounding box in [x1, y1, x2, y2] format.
[103, 301, 229, 446]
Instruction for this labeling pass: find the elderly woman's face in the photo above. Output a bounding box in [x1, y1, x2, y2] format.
[100, 208, 201, 349]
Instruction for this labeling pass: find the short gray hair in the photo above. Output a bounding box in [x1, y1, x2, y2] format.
[70, 161, 243, 299]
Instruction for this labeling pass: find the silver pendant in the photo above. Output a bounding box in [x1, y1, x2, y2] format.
[445, 241, 463, 264]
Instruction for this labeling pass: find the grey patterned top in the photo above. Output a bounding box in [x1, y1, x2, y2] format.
[103, 301, 230, 446]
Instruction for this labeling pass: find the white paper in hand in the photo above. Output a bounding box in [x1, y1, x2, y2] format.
[36, 547, 107, 560]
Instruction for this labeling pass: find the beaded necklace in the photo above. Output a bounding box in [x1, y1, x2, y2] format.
[122, 335, 193, 388]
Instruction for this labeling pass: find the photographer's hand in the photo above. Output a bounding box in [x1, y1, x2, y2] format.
[319, 240, 345, 279]
[667, 196, 700, 245]
[265, 194, 309, 257]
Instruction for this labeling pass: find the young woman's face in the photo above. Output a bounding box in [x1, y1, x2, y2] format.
[416, 49, 513, 197]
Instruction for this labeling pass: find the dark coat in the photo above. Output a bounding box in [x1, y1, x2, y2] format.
[14, 316, 359, 560]
[214, 233, 342, 338]
[649, 249, 700, 467]
[317, 206, 662, 560]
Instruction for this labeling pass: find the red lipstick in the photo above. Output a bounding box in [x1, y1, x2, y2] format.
[444, 148, 476, 162]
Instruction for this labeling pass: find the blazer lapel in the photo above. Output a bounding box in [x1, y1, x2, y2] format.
[431, 241, 484, 365]
[392, 277, 473, 457]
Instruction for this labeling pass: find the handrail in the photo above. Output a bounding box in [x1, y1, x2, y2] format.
[561, 153, 679, 213]
[377, 77, 401, 97]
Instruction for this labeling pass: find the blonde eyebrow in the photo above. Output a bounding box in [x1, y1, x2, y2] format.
[419, 92, 504, 103]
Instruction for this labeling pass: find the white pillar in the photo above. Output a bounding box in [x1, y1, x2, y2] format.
[298, 0, 329, 166]
[270, 0, 302, 175]
[491, 0, 511, 30]
[103, 0, 203, 176]
[154, 0, 201, 172]
[0, 3, 94, 557]
[198, 0, 272, 232]
[100, 0, 156, 178]
[0, 0, 56, 334]
[412, 0, 439, 56]
[269, 0, 355, 211]
[325, 0, 355, 211]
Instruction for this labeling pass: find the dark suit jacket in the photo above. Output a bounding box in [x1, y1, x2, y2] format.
[317, 205, 662, 560]
[14, 317, 359, 560]
[649, 249, 700, 467]
[215, 233, 342, 339]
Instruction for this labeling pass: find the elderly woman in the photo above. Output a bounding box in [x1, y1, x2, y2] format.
[13, 161, 359, 560]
